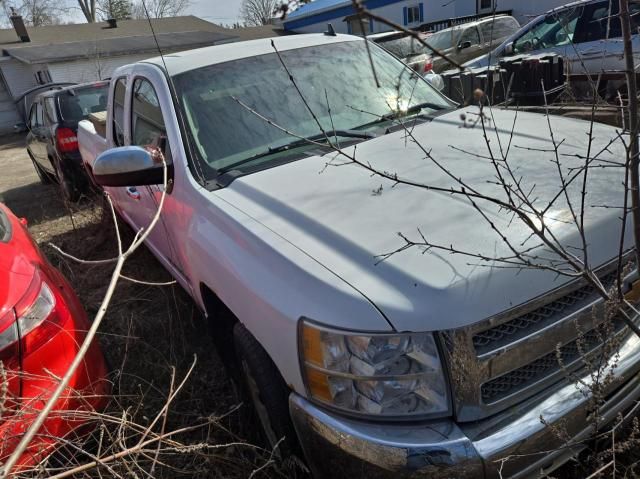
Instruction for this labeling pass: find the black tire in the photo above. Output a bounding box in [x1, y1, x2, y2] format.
[233, 322, 303, 462]
[29, 151, 53, 185]
[53, 158, 81, 202]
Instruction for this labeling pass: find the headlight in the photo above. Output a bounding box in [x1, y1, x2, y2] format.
[299, 319, 450, 419]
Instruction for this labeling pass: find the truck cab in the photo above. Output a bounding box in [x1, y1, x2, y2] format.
[78, 34, 640, 478]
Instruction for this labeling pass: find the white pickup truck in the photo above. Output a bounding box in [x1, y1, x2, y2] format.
[78, 33, 640, 478]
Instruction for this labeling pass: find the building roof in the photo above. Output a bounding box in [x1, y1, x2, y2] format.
[145, 33, 359, 76]
[0, 16, 281, 64]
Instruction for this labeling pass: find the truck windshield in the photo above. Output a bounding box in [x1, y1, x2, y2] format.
[58, 83, 109, 122]
[173, 40, 453, 179]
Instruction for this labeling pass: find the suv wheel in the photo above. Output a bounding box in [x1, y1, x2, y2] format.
[232, 322, 303, 463]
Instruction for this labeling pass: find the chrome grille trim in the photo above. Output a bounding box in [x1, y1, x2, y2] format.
[472, 270, 618, 355]
[481, 317, 625, 403]
[442, 255, 637, 423]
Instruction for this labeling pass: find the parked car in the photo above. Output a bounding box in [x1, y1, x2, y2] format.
[425, 15, 520, 72]
[370, 31, 445, 89]
[369, 30, 435, 73]
[78, 34, 640, 478]
[465, 0, 640, 76]
[0, 202, 109, 470]
[26, 81, 109, 202]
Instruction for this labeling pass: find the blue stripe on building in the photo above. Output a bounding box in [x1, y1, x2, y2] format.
[284, 0, 407, 31]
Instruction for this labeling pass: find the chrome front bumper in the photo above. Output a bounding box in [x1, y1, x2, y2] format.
[289, 333, 640, 478]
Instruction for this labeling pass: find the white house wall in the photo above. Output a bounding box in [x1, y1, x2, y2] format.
[286, 0, 572, 33]
[0, 73, 20, 133]
[0, 59, 38, 99]
[290, 0, 473, 34]
[47, 53, 154, 84]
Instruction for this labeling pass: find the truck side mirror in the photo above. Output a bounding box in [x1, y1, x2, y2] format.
[458, 41, 472, 50]
[93, 146, 166, 187]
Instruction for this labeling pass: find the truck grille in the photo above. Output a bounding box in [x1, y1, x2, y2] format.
[472, 270, 618, 355]
[481, 317, 624, 403]
[444, 260, 635, 422]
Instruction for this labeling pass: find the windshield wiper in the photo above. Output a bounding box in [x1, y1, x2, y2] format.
[216, 130, 376, 176]
[356, 102, 450, 129]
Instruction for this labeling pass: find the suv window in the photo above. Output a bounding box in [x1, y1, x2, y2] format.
[29, 102, 43, 129]
[480, 17, 519, 43]
[131, 78, 170, 159]
[58, 84, 108, 122]
[0, 208, 10, 243]
[113, 77, 127, 147]
[459, 26, 480, 46]
[513, 6, 582, 54]
[44, 97, 56, 123]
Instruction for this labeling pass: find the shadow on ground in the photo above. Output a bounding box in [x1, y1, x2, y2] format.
[0, 133, 26, 151]
[0, 182, 66, 226]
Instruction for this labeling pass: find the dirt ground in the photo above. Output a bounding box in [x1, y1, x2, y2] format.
[0, 135, 277, 478]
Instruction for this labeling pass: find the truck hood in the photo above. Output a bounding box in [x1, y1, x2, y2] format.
[216, 108, 630, 332]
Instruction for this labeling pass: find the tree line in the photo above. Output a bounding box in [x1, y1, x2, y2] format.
[0, 0, 191, 26]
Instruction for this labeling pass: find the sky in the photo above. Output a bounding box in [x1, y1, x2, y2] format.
[186, 0, 244, 25]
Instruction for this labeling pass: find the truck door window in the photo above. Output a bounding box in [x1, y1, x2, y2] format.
[131, 78, 170, 160]
[113, 77, 126, 147]
[573, 2, 611, 43]
[513, 6, 582, 54]
[574, 1, 640, 41]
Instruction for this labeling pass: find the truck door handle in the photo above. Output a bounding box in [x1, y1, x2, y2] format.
[126, 187, 141, 200]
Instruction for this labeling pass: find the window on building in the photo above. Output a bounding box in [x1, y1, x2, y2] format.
[408, 5, 420, 23]
[34, 69, 51, 85]
[347, 17, 371, 35]
[403, 4, 423, 25]
[479, 0, 493, 11]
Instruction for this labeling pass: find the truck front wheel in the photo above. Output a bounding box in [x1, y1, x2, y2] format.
[232, 322, 303, 464]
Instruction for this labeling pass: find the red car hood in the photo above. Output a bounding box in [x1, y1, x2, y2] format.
[0, 204, 36, 319]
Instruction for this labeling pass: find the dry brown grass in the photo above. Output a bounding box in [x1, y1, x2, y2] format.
[0, 146, 282, 477]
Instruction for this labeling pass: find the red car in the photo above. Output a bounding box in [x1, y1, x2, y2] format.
[0, 202, 109, 470]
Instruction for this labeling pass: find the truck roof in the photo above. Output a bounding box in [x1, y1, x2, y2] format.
[143, 33, 362, 76]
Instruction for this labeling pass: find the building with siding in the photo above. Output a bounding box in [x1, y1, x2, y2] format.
[282, 0, 571, 34]
[0, 16, 280, 134]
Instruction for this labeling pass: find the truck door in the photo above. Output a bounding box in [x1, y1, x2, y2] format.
[117, 74, 182, 277]
[570, 1, 640, 76]
[27, 102, 53, 175]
